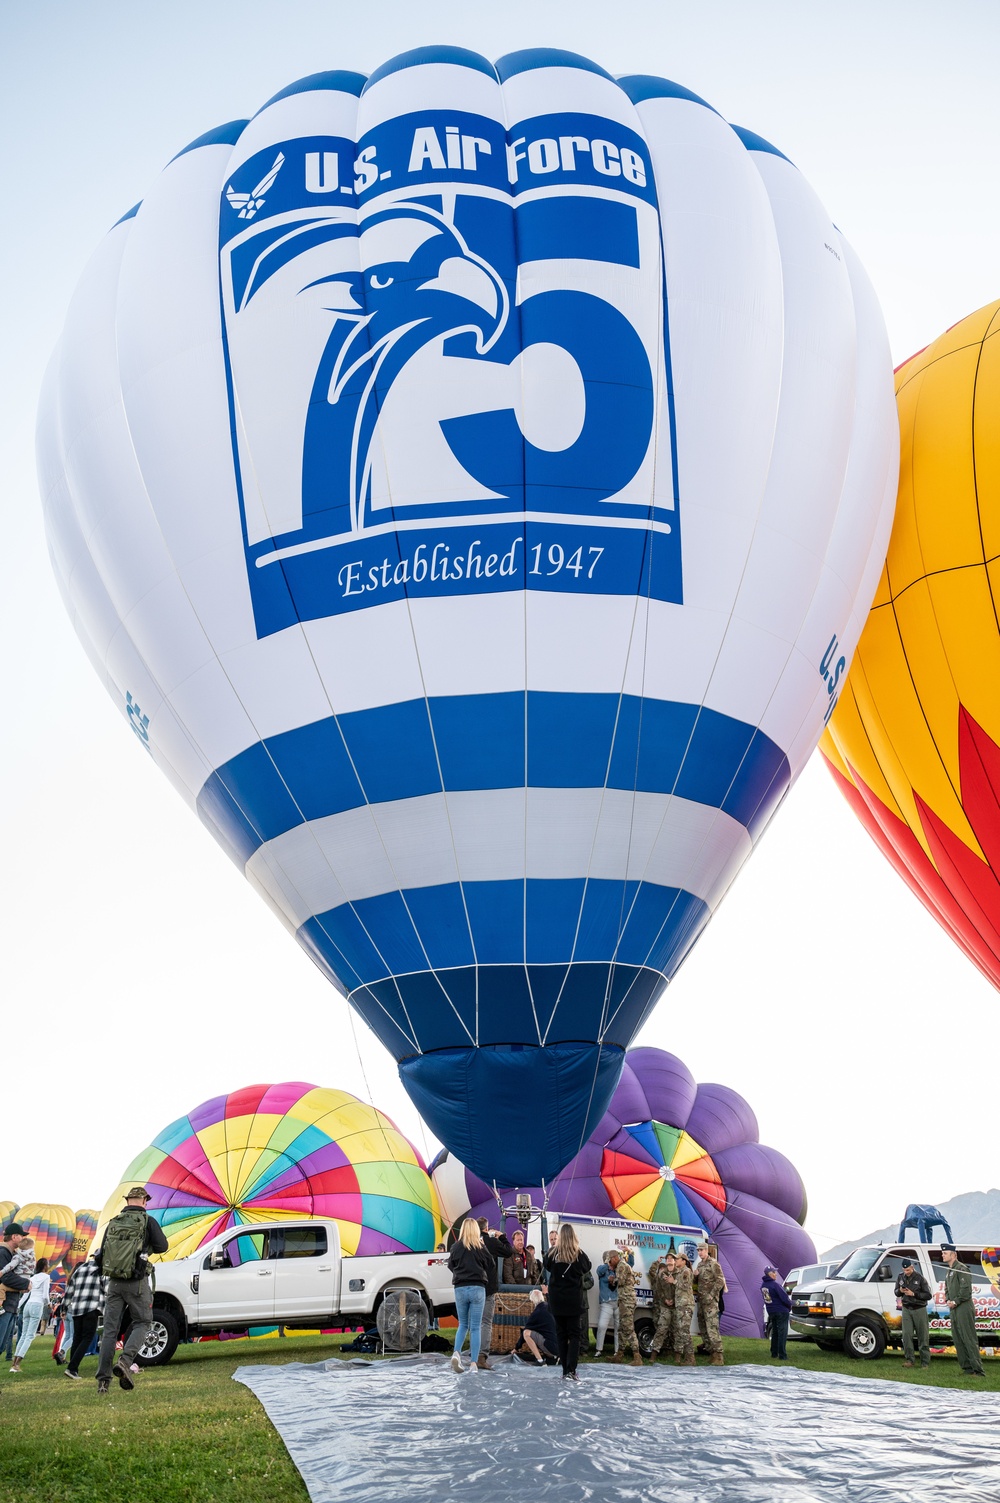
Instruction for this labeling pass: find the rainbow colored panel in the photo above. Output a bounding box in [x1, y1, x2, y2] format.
[96, 1083, 442, 1260]
[600, 1120, 726, 1230]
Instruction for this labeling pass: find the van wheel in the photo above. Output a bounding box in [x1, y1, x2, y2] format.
[844, 1317, 885, 1359]
[131, 1309, 180, 1366]
[635, 1317, 656, 1358]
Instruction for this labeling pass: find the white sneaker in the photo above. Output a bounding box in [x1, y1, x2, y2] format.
[450, 1353, 463, 1373]
[467, 1364, 478, 1376]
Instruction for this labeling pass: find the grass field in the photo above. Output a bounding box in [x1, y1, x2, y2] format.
[2, 1333, 997, 1502]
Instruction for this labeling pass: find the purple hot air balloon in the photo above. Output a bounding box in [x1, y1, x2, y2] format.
[431, 1046, 815, 1335]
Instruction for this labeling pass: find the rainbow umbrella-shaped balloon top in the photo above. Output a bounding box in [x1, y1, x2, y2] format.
[97, 1082, 441, 1259]
[600, 1120, 726, 1225]
[0, 1201, 20, 1230]
[17, 1203, 75, 1266]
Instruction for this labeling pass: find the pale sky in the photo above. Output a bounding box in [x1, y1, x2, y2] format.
[3, 0, 999, 1251]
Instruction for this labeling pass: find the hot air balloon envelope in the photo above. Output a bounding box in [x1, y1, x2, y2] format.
[39, 48, 897, 1185]
[432, 1046, 816, 1335]
[17, 1204, 75, 1268]
[96, 1082, 441, 1259]
[822, 301, 1000, 987]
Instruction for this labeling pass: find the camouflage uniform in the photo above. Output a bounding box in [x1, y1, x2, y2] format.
[648, 1258, 665, 1324]
[945, 1260, 985, 1375]
[612, 1256, 642, 1364]
[649, 1263, 676, 1358]
[695, 1252, 726, 1359]
[672, 1263, 695, 1361]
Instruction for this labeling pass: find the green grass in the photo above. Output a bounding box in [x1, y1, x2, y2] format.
[2, 1333, 997, 1502]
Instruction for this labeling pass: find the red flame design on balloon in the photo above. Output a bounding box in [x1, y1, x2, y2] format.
[827, 707, 1000, 989]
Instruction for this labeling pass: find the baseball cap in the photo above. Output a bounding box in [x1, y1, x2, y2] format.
[901, 1257, 914, 1267]
[3, 1222, 25, 1236]
[763, 1265, 777, 1275]
[125, 1186, 152, 1201]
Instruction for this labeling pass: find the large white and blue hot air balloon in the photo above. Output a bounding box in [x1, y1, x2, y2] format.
[38, 48, 898, 1186]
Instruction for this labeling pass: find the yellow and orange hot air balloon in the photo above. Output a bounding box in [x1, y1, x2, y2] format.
[821, 301, 1000, 986]
[17, 1203, 75, 1267]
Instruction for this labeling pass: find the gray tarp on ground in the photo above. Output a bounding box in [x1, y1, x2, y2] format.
[234, 1354, 1000, 1502]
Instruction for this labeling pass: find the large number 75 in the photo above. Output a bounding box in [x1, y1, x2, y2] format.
[441, 289, 655, 514]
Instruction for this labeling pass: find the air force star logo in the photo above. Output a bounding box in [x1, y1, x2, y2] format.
[225, 152, 285, 220]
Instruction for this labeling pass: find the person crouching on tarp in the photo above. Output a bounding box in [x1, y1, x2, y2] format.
[514, 1290, 559, 1365]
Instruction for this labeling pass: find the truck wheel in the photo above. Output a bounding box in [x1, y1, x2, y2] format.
[844, 1317, 885, 1359]
[635, 1317, 656, 1358]
[131, 1309, 180, 1366]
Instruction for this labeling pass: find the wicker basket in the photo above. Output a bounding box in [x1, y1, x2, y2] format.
[491, 1291, 535, 1354]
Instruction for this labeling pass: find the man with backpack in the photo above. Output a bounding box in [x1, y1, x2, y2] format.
[94, 1187, 168, 1395]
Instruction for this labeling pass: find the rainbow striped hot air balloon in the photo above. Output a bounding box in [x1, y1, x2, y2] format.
[63, 1210, 99, 1272]
[18, 1204, 75, 1267]
[822, 302, 1000, 988]
[0, 1202, 20, 1231]
[97, 1082, 441, 1260]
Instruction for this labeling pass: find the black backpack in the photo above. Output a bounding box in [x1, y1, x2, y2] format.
[345, 1327, 380, 1352]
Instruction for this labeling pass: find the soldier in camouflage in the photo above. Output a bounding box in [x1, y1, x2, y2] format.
[672, 1253, 696, 1364]
[695, 1243, 726, 1365]
[609, 1251, 643, 1367]
[648, 1252, 678, 1361]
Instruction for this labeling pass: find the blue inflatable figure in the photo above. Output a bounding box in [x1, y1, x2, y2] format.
[898, 1204, 954, 1244]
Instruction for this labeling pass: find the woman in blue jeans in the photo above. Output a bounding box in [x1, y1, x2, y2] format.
[447, 1219, 492, 1374]
[10, 1259, 52, 1373]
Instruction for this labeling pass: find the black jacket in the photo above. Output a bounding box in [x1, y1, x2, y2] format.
[543, 1249, 592, 1312]
[523, 1300, 558, 1351]
[0, 1244, 29, 1314]
[448, 1240, 493, 1288]
[481, 1233, 513, 1296]
[895, 1268, 933, 1309]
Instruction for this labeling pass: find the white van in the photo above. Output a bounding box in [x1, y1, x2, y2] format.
[532, 1212, 705, 1351]
[790, 1243, 1000, 1358]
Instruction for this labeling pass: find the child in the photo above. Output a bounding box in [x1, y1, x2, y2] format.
[0, 1235, 35, 1293]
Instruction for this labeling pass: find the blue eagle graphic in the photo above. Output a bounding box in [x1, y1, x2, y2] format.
[297, 203, 510, 535]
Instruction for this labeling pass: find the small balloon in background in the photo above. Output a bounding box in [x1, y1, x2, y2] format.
[17, 1203, 75, 1267]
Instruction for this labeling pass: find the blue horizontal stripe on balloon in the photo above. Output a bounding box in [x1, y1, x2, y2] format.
[198, 692, 789, 866]
[297, 877, 710, 1055]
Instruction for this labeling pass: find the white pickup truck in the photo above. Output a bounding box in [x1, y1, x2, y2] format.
[137, 1218, 455, 1364]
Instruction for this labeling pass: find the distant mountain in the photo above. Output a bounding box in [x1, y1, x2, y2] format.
[822, 1190, 1000, 1261]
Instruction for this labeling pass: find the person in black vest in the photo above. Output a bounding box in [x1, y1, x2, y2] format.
[543, 1224, 592, 1381]
[94, 1188, 168, 1396]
